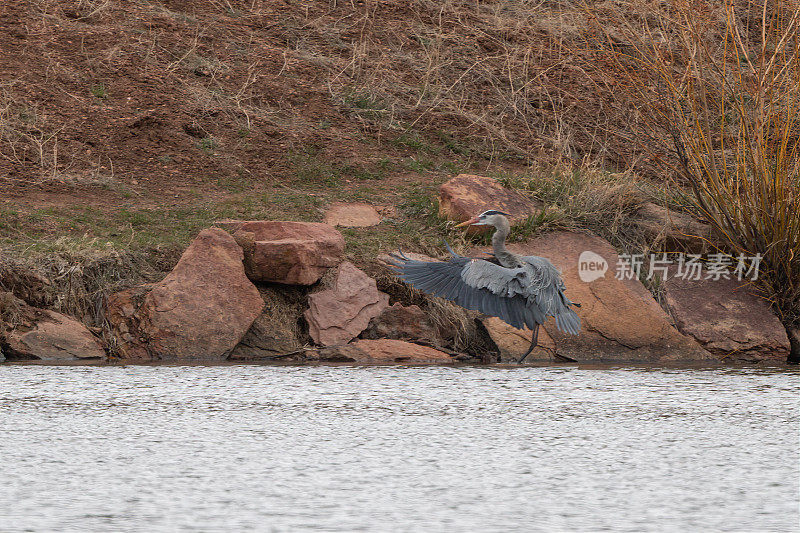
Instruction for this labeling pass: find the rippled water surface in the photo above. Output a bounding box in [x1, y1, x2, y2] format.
[1, 364, 798, 532]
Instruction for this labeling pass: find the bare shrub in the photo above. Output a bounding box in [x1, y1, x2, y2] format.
[595, 0, 800, 362]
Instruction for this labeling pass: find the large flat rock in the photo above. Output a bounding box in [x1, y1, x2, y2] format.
[472, 232, 711, 363]
[108, 228, 264, 362]
[351, 339, 454, 364]
[663, 270, 790, 362]
[234, 221, 344, 285]
[302, 340, 453, 364]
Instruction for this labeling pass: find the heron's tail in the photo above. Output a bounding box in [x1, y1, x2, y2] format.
[554, 307, 581, 335]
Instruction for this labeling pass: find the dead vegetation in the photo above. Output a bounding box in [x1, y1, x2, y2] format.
[1, 242, 175, 333]
[497, 163, 648, 246]
[372, 269, 496, 356]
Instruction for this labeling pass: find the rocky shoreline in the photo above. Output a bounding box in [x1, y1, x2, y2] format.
[0, 175, 794, 366]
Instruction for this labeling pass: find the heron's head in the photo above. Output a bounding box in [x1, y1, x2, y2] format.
[455, 209, 510, 228]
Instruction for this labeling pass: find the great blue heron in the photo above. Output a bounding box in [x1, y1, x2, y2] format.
[390, 209, 581, 363]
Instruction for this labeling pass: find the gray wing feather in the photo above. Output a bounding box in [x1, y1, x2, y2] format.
[521, 256, 581, 335]
[393, 255, 530, 329]
[460, 260, 528, 297]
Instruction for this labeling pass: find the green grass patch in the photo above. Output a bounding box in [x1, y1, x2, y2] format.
[0, 188, 331, 255]
[495, 164, 644, 238]
[197, 136, 218, 154]
[344, 91, 386, 111]
[90, 83, 108, 99]
[391, 132, 439, 153]
[403, 157, 435, 173]
[215, 172, 253, 193]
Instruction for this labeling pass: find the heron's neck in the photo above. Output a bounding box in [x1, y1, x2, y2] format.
[491, 218, 517, 267]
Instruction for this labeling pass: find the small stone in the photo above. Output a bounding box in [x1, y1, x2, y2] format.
[323, 203, 382, 227]
[4, 309, 106, 361]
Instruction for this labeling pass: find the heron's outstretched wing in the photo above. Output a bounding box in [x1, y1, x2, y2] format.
[389, 254, 541, 330]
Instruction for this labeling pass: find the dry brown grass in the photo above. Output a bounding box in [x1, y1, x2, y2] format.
[1, 0, 687, 192]
[0, 291, 28, 327]
[372, 270, 495, 356]
[308, 0, 668, 167]
[0, 85, 65, 183]
[28, 240, 171, 328]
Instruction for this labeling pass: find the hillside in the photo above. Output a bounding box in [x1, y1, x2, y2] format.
[0, 0, 665, 255]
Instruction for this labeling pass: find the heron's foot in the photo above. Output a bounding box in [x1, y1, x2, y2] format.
[517, 346, 535, 364]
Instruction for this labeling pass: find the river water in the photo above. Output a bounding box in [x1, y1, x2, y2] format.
[0, 364, 797, 532]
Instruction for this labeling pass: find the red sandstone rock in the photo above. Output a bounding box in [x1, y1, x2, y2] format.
[663, 269, 790, 362]
[302, 344, 369, 362]
[350, 339, 454, 364]
[106, 285, 151, 361]
[233, 221, 344, 285]
[108, 228, 264, 362]
[213, 219, 246, 233]
[3, 309, 105, 361]
[438, 174, 541, 230]
[323, 203, 382, 227]
[304, 262, 389, 346]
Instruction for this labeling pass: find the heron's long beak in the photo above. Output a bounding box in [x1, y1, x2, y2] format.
[455, 217, 479, 228]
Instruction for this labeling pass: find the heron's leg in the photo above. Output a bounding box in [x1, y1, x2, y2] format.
[517, 324, 540, 364]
